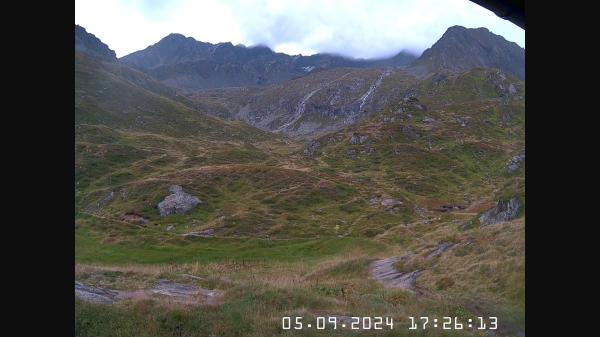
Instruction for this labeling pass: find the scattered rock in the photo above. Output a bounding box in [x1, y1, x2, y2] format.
[157, 185, 201, 217]
[479, 197, 520, 225]
[426, 242, 455, 259]
[371, 196, 403, 213]
[435, 204, 466, 212]
[349, 133, 369, 145]
[152, 280, 201, 298]
[178, 273, 205, 281]
[403, 96, 419, 104]
[507, 152, 525, 173]
[402, 96, 427, 110]
[169, 185, 183, 193]
[166, 224, 176, 232]
[381, 198, 403, 209]
[400, 125, 418, 140]
[455, 116, 469, 127]
[422, 116, 435, 123]
[122, 212, 149, 224]
[459, 222, 472, 230]
[346, 148, 358, 158]
[303, 140, 321, 157]
[152, 280, 222, 304]
[182, 228, 215, 238]
[369, 196, 381, 205]
[86, 190, 114, 213]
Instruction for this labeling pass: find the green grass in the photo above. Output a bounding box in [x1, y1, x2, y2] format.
[76, 224, 387, 265]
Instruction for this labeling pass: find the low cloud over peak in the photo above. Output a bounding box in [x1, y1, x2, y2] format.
[76, 0, 524, 59]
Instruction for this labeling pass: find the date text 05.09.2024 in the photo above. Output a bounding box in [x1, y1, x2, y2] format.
[282, 316, 499, 330]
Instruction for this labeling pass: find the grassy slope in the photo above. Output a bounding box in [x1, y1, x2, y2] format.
[75, 58, 525, 337]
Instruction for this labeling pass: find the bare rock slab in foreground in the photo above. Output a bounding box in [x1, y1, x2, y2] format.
[75, 280, 223, 305]
[152, 280, 200, 297]
[369, 255, 422, 291]
[75, 281, 118, 304]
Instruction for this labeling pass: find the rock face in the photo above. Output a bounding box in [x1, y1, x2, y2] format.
[120, 32, 416, 90]
[479, 197, 520, 225]
[157, 185, 201, 216]
[412, 25, 524, 80]
[507, 152, 525, 173]
[75, 25, 117, 61]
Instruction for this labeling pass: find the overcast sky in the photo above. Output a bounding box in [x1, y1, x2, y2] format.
[75, 0, 525, 59]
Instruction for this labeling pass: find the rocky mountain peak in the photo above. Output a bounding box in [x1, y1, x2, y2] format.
[75, 25, 116, 61]
[413, 25, 524, 79]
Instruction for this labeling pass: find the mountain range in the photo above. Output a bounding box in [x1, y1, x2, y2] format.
[75, 24, 523, 137]
[119, 33, 417, 90]
[96, 24, 524, 91]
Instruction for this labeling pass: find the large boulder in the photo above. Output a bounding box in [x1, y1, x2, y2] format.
[157, 185, 201, 216]
[479, 197, 520, 225]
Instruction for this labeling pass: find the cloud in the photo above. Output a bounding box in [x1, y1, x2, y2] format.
[75, 0, 524, 58]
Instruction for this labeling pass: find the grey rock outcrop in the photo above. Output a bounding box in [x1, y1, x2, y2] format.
[85, 190, 114, 213]
[381, 198, 403, 209]
[507, 153, 525, 173]
[349, 134, 369, 145]
[152, 280, 201, 298]
[479, 197, 520, 225]
[369, 255, 422, 291]
[402, 96, 427, 111]
[303, 140, 321, 157]
[370, 196, 403, 212]
[181, 228, 215, 238]
[157, 185, 201, 216]
[75, 281, 118, 304]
